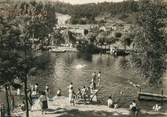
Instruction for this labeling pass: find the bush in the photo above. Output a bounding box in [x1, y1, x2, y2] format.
[115, 32, 122, 38]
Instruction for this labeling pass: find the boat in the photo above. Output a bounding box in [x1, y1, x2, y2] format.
[49, 47, 66, 53]
[49, 46, 77, 53]
[110, 47, 129, 56]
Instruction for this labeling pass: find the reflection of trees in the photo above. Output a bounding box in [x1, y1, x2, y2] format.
[106, 55, 111, 66]
[96, 54, 103, 65]
[119, 57, 129, 69]
[77, 52, 92, 62]
[64, 53, 74, 65]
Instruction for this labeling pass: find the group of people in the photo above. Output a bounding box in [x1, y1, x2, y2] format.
[35, 84, 63, 114]
[67, 71, 102, 105]
[107, 97, 140, 117]
[30, 83, 49, 97]
[107, 96, 162, 117]
[68, 71, 102, 105]
[17, 71, 163, 116]
[68, 82, 91, 105]
[18, 83, 51, 115]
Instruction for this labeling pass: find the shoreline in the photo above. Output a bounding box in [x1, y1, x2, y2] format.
[12, 96, 167, 117]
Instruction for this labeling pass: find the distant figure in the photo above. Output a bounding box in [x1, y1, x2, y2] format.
[17, 88, 21, 96]
[86, 87, 91, 101]
[129, 100, 139, 117]
[97, 71, 101, 86]
[90, 80, 96, 90]
[69, 87, 76, 106]
[107, 96, 113, 108]
[130, 100, 137, 110]
[76, 88, 82, 99]
[57, 88, 61, 96]
[153, 104, 161, 112]
[92, 72, 96, 82]
[35, 83, 39, 94]
[68, 82, 73, 89]
[45, 85, 49, 96]
[81, 86, 87, 103]
[32, 86, 37, 96]
[21, 101, 26, 111]
[39, 92, 48, 115]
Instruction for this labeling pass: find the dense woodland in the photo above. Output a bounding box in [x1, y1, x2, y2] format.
[53, 0, 138, 24]
[0, 1, 57, 116]
[0, 0, 167, 116]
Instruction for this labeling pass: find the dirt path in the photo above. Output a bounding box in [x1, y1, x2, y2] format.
[12, 96, 167, 117]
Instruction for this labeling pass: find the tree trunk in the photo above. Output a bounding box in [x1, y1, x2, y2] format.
[9, 86, 15, 111]
[24, 76, 29, 117]
[5, 85, 11, 117]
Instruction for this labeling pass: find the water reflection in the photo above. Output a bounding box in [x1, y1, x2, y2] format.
[64, 53, 75, 65]
[47, 53, 140, 98]
[30, 52, 167, 105]
[77, 52, 93, 62]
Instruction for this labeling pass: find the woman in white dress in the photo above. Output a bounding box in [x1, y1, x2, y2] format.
[69, 87, 75, 105]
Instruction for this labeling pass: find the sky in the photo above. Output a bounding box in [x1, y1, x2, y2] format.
[51, 0, 125, 4]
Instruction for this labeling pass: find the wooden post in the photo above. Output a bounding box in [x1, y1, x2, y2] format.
[161, 89, 163, 106]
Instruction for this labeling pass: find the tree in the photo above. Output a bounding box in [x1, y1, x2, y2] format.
[131, 1, 167, 86]
[13, 2, 57, 116]
[0, 1, 57, 117]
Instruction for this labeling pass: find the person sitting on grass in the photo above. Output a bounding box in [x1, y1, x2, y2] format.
[153, 104, 161, 112]
[129, 100, 140, 117]
[21, 101, 26, 111]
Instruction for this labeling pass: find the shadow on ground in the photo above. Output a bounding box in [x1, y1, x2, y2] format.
[45, 108, 166, 117]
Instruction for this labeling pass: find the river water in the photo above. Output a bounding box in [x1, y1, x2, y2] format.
[0, 52, 166, 109]
[30, 52, 167, 108]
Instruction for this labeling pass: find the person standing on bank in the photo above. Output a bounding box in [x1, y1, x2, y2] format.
[81, 86, 87, 103]
[39, 92, 48, 115]
[45, 84, 49, 97]
[69, 87, 76, 106]
[68, 82, 73, 89]
[92, 72, 96, 82]
[97, 71, 101, 87]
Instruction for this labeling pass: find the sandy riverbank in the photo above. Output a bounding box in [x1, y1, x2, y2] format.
[12, 96, 167, 117]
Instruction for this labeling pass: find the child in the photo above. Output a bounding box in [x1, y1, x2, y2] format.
[107, 96, 113, 108]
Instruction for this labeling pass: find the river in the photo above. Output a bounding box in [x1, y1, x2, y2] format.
[0, 52, 166, 109]
[29, 52, 167, 108]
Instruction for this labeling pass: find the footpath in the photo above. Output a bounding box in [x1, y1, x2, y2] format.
[13, 96, 167, 117]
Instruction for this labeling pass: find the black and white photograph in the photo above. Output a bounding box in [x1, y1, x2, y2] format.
[0, 0, 167, 117]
